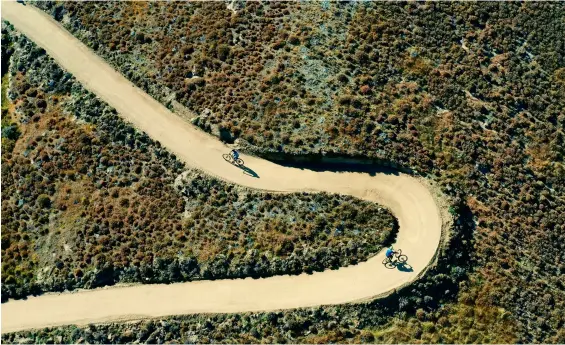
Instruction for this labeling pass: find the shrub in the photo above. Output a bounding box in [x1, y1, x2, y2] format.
[216, 44, 230, 61]
[36, 194, 51, 208]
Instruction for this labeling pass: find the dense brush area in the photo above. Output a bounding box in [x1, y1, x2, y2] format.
[0, 24, 396, 302]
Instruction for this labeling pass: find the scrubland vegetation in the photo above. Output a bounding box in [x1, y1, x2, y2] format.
[2, 1, 565, 343]
[0, 25, 395, 301]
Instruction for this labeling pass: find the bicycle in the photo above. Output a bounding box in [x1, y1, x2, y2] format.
[223, 152, 244, 166]
[382, 248, 408, 269]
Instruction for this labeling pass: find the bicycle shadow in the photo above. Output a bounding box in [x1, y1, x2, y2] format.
[223, 154, 260, 178]
[396, 262, 413, 272]
[230, 163, 260, 178]
[241, 165, 260, 178]
[382, 257, 413, 272]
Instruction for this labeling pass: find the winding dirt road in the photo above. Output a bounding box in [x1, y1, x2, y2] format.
[1, 1, 446, 334]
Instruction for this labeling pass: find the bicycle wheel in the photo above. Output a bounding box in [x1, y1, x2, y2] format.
[397, 254, 408, 263]
[222, 154, 232, 162]
[235, 158, 244, 166]
[382, 258, 395, 269]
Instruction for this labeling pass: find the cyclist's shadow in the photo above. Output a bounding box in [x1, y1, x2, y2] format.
[396, 262, 413, 272]
[223, 153, 260, 178]
[382, 256, 413, 272]
[241, 165, 260, 178]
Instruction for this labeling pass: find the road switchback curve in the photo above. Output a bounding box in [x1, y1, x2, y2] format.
[1, 1, 447, 334]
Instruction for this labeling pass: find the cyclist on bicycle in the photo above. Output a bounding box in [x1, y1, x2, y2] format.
[231, 149, 240, 161]
[385, 246, 397, 260]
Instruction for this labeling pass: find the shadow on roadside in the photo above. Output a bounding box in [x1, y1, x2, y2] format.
[277, 161, 402, 177]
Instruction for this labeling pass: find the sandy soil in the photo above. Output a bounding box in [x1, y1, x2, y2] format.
[1, 1, 446, 334]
